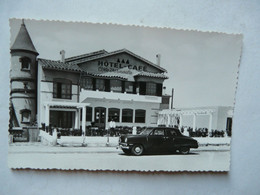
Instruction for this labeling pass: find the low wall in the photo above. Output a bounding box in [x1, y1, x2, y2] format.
[39, 130, 231, 147]
[39, 130, 119, 147]
[84, 137, 119, 147]
[57, 136, 119, 147]
[57, 136, 85, 147]
[39, 131, 57, 146]
[194, 137, 231, 146]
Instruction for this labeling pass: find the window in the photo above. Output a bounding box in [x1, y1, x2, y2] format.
[50, 111, 73, 128]
[86, 107, 92, 122]
[20, 109, 31, 123]
[135, 109, 146, 123]
[96, 79, 105, 91]
[226, 117, 232, 132]
[122, 109, 133, 122]
[80, 107, 93, 121]
[166, 129, 177, 137]
[110, 80, 122, 93]
[153, 129, 165, 136]
[81, 77, 93, 90]
[23, 82, 28, 90]
[108, 108, 120, 122]
[139, 82, 146, 95]
[146, 82, 157, 96]
[53, 78, 72, 99]
[20, 57, 31, 70]
[125, 82, 134, 93]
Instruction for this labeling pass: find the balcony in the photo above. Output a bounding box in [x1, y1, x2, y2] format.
[80, 89, 162, 103]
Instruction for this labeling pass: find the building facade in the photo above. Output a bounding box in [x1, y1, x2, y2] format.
[10, 21, 170, 135]
[9, 20, 38, 129]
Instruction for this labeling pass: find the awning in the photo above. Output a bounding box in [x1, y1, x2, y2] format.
[44, 101, 90, 108]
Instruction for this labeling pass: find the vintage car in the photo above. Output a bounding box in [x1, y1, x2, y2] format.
[119, 127, 199, 155]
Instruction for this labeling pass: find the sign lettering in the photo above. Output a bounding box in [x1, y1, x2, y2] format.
[97, 60, 147, 72]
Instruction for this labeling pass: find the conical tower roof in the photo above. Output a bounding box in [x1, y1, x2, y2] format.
[10, 20, 38, 55]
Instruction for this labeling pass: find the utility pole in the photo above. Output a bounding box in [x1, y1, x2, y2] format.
[171, 88, 174, 109]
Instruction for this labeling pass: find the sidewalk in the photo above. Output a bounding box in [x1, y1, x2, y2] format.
[9, 142, 230, 153]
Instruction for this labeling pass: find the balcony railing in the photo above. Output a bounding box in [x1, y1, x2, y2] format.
[80, 89, 162, 103]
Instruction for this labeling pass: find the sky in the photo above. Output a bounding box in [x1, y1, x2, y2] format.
[10, 19, 243, 108]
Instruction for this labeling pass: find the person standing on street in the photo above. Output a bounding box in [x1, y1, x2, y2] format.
[107, 118, 116, 145]
[132, 126, 137, 135]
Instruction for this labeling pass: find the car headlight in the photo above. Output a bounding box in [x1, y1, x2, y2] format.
[125, 138, 128, 143]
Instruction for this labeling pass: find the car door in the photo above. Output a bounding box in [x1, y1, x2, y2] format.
[163, 128, 178, 151]
[147, 128, 166, 152]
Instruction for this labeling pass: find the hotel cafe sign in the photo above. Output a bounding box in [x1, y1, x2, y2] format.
[97, 59, 147, 72]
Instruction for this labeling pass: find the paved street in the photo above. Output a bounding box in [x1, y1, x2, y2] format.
[8, 144, 230, 171]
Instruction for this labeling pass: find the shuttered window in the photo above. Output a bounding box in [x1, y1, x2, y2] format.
[53, 78, 72, 99]
[146, 82, 157, 96]
[110, 80, 122, 92]
[125, 82, 134, 93]
[96, 79, 105, 91]
[81, 77, 93, 90]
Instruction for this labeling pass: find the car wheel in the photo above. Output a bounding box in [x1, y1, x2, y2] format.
[122, 149, 131, 154]
[179, 146, 190, 154]
[131, 144, 144, 156]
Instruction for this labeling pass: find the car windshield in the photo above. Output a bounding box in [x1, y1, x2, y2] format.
[140, 128, 153, 135]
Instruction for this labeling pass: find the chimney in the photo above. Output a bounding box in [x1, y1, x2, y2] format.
[156, 54, 161, 66]
[60, 50, 65, 63]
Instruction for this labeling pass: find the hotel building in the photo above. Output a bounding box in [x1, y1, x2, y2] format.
[9, 21, 170, 137]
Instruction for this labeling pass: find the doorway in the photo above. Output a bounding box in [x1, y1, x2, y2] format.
[94, 107, 106, 128]
[226, 117, 232, 136]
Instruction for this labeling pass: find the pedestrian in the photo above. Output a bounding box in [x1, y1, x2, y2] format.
[107, 119, 113, 145]
[110, 119, 116, 136]
[109, 119, 113, 135]
[132, 126, 137, 135]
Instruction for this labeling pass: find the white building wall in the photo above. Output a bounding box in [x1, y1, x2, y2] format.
[217, 106, 233, 130]
[37, 63, 162, 128]
[80, 89, 162, 103]
[158, 106, 233, 131]
[181, 113, 218, 129]
[39, 82, 79, 125]
[38, 63, 80, 126]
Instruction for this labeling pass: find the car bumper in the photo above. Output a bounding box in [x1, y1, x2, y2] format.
[119, 143, 132, 150]
[192, 142, 199, 148]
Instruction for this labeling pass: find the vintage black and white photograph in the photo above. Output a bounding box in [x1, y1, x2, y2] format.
[8, 18, 242, 171]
